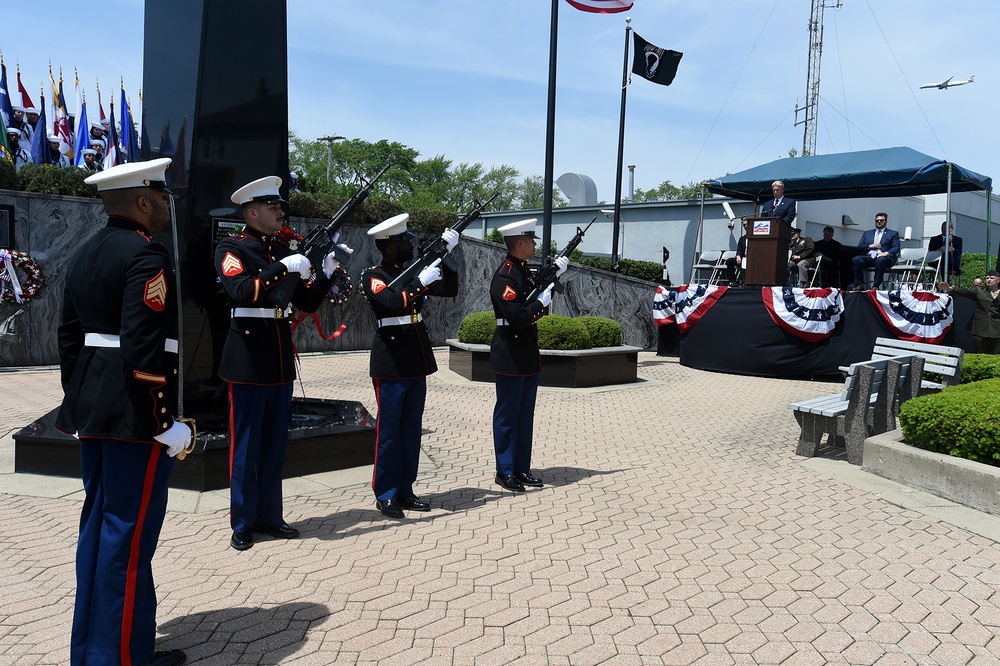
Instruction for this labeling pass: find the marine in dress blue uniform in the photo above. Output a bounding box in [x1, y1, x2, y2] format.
[489, 219, 568, 492]
[361, 214, 460, 518]
[215, 176, 349, 550]
[56, 158, 191, 666]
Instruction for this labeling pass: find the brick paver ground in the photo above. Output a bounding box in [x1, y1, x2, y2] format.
[2, 350, 1000, 665]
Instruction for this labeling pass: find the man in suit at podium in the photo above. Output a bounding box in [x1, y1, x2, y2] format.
[850, 212, 900, 290]
[761, 181, 796, 224]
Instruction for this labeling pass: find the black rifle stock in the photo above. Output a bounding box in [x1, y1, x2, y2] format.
[526, 216, 595, 302]
[301, 163, 390, 270]
[387, 190, 501, 293]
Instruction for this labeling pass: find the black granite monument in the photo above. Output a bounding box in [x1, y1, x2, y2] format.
[14, 0, 374, 490]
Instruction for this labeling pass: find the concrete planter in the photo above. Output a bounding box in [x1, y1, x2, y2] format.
[863, 430, 1000, 516]
[447, 339, 641, 388]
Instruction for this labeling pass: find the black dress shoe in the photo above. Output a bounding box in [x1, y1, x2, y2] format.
[514, 471, 544, 487]
[398, 495, 431, 511]
[230, 531, 254, 551]
[141, 649, 187, 666]
[494, 473, 525, 492]
[375, 499, 405, 518]
[252, 522, 300, 539]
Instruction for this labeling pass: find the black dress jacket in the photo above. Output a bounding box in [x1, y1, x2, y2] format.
[215, 226, 331, 385]
[57, 216, 179, 441]
[361, 260, 459, 379]
[490, 254, 548, 376]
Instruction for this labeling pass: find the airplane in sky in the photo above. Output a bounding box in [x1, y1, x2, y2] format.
[919, 75, 975, 90]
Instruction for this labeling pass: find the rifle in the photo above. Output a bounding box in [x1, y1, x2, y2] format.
[301, 163, 390, 270]
[526, 216, 595, 302]
[387, 190, 501, 293]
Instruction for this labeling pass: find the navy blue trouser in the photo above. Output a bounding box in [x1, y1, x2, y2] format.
[228, 382, 293, 533]
[492, 373, 540, 475]
[72, 438, 173, 666]
[371, 377, 426, 501]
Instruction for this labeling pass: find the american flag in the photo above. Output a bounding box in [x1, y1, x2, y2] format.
[564, 0, 634, 14]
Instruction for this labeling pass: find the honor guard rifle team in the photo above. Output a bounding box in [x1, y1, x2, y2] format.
[55, 154, 574, 663]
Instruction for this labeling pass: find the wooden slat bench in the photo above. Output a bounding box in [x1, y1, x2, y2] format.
[789, 355, 923, 465]
[841, 337, 963, 392]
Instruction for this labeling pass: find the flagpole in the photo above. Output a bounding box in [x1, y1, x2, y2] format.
[541, 0, 560, 266]
[611, 17, 632, 271]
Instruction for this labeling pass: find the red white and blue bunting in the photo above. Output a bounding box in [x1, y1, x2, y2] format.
[762, 287, 844, 342]
[653, 284, 726, 332]
[869, 289, 953, 343]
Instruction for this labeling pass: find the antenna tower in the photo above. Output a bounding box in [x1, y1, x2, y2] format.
[794, 0, 842, 156]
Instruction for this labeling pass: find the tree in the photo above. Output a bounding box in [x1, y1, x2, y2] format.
[516, 175, 568, 209]
[632, 179, 705, 202]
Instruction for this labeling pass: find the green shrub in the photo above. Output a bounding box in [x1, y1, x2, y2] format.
[899, 378, 1000, 466]
[17, 163, 98, 197]
[0, 156, 17, 190]
[577, 255, 668, 286]
[457, 311, 496, 344]
[537, 315, 591, 350]
[960, 353, 1000, 383]
[576, 315, 622, 347]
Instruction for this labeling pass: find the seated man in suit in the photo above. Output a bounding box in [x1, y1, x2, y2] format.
[928, 221, 963, 281]
[725, 218, 749, 286]
[761, 180, 796, 224]
[851, 212, 900, 290]
[812, 226, 843, 287]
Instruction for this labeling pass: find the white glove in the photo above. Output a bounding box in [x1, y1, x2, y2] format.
[537, 284, 555, 308]
[154, 420, 193, 457]
[280, 253, 312, 279]
[441, 228, 460, 253]
[322, 244, 353, 278]
[418, 259, 443, 287]
[554, 256, 569, 278]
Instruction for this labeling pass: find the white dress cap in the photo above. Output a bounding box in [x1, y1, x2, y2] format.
[84, 157, 173, 192]
[497, 218, 539, 239]
[231, 176, 285, 205]
[367, 212, 415, 240]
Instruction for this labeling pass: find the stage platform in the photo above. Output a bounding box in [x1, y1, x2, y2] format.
[666, 288, 975, 378]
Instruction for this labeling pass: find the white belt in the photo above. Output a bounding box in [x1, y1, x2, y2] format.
[84, 332, 178, 354]
[496, 318, 509, 326]
[378, 313, 422, 327]
[232, 307, 291, 319]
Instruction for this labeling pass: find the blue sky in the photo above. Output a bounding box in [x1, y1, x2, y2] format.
[5, 1, 998, 200]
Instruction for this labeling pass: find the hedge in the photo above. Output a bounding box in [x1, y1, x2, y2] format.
[899, 378, 1000, 467]
[457, 311, 622, 351]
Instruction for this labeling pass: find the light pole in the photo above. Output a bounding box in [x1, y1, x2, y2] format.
[318, 134, 345, 189]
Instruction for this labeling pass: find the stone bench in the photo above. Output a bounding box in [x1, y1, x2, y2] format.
[789, 355, 923, 465]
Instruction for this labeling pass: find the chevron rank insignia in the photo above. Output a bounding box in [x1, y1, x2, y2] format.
[221, 252, 243, 276]
[370, 277, 387, 294]
[502, 285, 517, 301]
[144, 270, 168, 312]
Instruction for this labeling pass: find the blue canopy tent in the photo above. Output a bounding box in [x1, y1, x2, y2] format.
[700, 146, 994, 276]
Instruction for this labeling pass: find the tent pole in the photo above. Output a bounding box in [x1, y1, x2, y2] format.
[690, 185, 706, 284]
[944, 164, 952, 280]
[988, 187, 994, 273]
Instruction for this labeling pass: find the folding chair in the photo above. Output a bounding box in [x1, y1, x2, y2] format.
[806, 252, 823, 287]
[883, 247, 926, 289]
[690, 250, 723, 285]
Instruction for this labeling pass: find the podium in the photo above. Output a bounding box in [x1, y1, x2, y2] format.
[744, 217, 792, 286]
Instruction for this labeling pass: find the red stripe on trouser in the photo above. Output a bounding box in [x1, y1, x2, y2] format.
[228, 383, 236, 478]
[119, 446, 161, 666]
[371, 379, 381, 490]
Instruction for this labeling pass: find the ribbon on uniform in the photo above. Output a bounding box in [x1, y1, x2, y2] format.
[0, 249, 24, 304]
[669, 284, 726, 332]
[762, 287, 844, 342]
[869, 289, 953, 343]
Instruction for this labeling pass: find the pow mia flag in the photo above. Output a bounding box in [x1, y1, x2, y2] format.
[631, 32, 682, 87]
